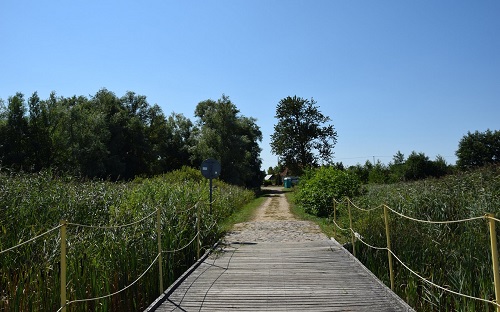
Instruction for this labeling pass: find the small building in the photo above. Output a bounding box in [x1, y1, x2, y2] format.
[264, 174, 274, 181]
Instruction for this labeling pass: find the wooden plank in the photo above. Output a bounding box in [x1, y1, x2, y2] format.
[147, 239, 414, 311]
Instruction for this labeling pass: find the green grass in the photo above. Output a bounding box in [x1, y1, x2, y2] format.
[219, 194, 266, 233]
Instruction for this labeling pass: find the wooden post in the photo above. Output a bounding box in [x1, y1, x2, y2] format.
[383, 205, 395, 291]
[157, 208, 164, 293]
[333, 199, 337, 237]
[60, 220, 67, 312]
[197, 204, 200, 259]
[488, 213, 500, 312]
[348, 200, 356, 257]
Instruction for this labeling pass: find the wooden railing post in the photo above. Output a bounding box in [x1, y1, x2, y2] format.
[333, 199, 337, 237]
[348, 200, 356, 257]
[383, 205, 395, 291]
[197, 204, 201, 259]
[60, 220, 67, 312]
[157, 208, 164, 293]
[488, 213, 500, 312]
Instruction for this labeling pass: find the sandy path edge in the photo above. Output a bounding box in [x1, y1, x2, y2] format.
[223, 186, 327, 243]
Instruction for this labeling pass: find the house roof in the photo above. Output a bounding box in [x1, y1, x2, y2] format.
[264, 174, 274, 180]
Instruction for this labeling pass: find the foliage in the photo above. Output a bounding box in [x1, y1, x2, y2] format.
[0, 89, 198, 179]
[335, 166, 500, 311]
[0, 170, 254, 311]
[346, 151, 452, 184]
[192, 94, 264, 189]
[403, 151, 448, 181]
[0, 90, 263, 188]
[295, 166, 360, 216]
[456, 129, 500, 169]
[270, 96, 337, 175]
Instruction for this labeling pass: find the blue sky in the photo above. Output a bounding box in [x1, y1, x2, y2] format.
[1, 1, 499, 171]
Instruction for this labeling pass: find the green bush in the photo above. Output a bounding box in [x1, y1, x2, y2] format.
[295, 166, 360, 216]
[262, 179, 273, 186]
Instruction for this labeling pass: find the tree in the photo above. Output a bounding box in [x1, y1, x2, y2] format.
[456, 129, 500, 169]
[192, 95, 263, 188]
[368, 160, 389, 184]
[163, 112, 195, 171]
[27, 92, 52, 171]
[270, 96, 337, 175]
[2, 93, 29, 170]
[388, 151, 405, 182]
[0, 99, 6, 164]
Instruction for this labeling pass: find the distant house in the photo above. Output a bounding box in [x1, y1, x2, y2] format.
[264, 174, 274, 181]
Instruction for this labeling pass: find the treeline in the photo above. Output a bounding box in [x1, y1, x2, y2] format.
[344, 128, 500, 184]
[0, 89, 263, 188]
[344, 151, 451, 184]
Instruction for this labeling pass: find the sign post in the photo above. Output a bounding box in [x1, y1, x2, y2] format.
[200, 159, 221, 214]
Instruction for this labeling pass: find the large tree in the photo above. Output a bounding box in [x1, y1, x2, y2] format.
[192, 95, 263, 188]
[456, 129, 500, 169]
[270, 96, 337, 175]
[2, 93, 29, 170]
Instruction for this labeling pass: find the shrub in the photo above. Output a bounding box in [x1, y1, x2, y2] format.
[295, 166, 360, 216]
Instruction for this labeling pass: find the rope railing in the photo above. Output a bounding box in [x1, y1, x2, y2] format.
[172, 196, 204, 213]
[162, 220, 217, 255]
[0, 224, 62, 254]
[383, 204, 486, 224]
[331, 196, 500, 310]
[164, 231, 200, 254]
[56, 226, 206, 311]
[489, 216, 500, 223]
[347, 198, 383, 212]
[56, 252, 161, 312]
[353, 230, 500, 308]
[331, 219, 350, 232]
[67, 208, 159, 229]
[1, 193, 217, 312]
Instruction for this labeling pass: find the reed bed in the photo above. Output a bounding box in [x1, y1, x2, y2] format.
[0, 168, 254, 311]
[335, 166, 500, 311]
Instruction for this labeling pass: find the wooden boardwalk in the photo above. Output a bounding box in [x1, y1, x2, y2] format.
[146, 239, 414, 311]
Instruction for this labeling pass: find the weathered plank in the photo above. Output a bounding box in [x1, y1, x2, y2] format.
[146, 239, 414, 311]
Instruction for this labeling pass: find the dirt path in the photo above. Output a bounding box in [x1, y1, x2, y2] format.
[223, 186, 328, 243]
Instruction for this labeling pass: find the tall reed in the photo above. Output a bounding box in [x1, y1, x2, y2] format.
[0, 167, 253, 311]
[341, 166, 500, 311]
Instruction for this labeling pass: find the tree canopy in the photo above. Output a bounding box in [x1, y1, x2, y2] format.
[456, 129, 500, 169]
[270, 96, 337, 175]
[192, 95, 263, 189]
[0, 90, 263, 188]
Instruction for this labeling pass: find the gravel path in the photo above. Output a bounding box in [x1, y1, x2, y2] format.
[223, 186, 328, 243]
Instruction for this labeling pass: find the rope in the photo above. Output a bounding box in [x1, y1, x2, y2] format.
[333, 197, 348, 206]
[384, 205, 486, 224]
[175, 197, 203, 213]
[163, 232, 199, 254]
[350, 229, 386, 251]
[489, 216, 500, 223]
[332, 219, 350, 232]
[353, 232, 500, 307]
[163, 221, 217, 254]
[391, 249, 500, 307]
[56, 252, 160, 312]
[0, 225, 62, 254]
[67, 208, 158, 229]
[347, 198, 383, 212]
[182, 201, 200, 213]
